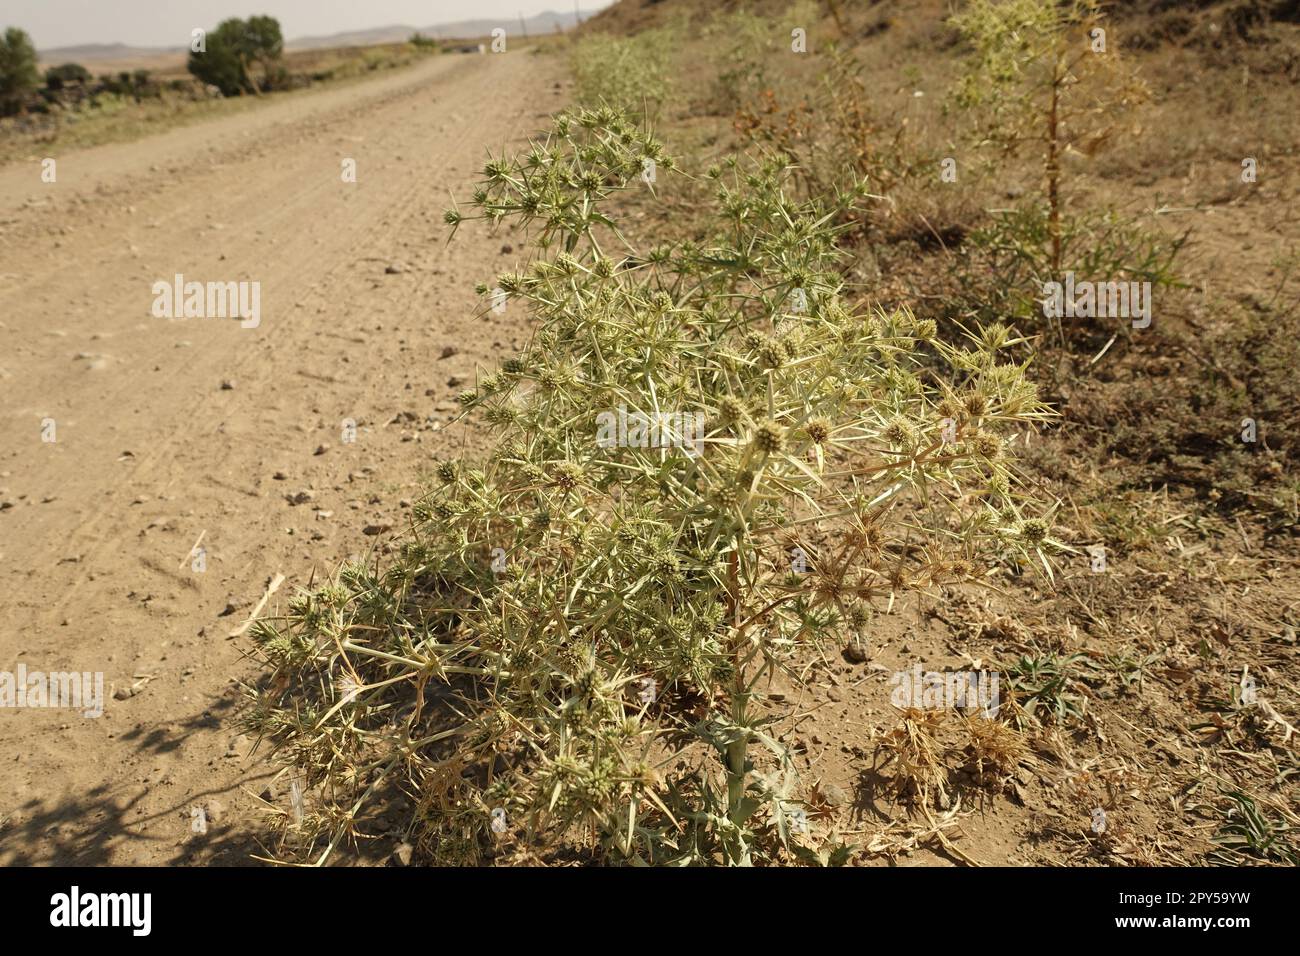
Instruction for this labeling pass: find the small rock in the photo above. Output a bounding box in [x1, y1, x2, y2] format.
[447, 375, 465, 387]
[220, 379, 235, 390]
[205, 798, 227, 824]
[385, 263, 406, 275]
[363, 523, 392, 536]
[314, 444, 328, 456]
[439, 346, 458, 359]
[393, 842, 414, 866]
[820, 784, 849, 808]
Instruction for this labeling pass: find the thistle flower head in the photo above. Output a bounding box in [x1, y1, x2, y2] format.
[883, 416, 917, 448]
[753, 420, 785, 455]
[551, 460, 584, 490]
[718, 395, 747, 423]
[757, 335, 791, 371]
[805, 417, 832, 445]
[1019, 517, 1050, 544]
[970, 431, 1003, 459]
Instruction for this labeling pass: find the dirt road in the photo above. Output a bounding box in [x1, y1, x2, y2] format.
[0, 50, 560, 864]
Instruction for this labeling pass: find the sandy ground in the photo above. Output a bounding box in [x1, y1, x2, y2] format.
[0, 50, 560, 864]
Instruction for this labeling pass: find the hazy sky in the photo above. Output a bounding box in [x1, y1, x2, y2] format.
[7, 0, 615, 50]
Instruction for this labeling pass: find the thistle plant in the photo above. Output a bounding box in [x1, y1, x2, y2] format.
[706, 3, 819, 116]
[246, 106, 1052, 866]
[571, 29, 675, 117]
[733, 40, 925, 241]
[950, 0, 1149, 287]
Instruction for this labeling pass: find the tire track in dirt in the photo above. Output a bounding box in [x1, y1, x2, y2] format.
[0, 50, 563, 864]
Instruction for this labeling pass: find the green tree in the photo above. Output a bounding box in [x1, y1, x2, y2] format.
[242, 14, 284, 86]
[0, 27, 40, 116]
[187, 16, 283, 96]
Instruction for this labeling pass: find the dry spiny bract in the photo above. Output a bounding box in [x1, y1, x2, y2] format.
[247, 107, 1052, 867]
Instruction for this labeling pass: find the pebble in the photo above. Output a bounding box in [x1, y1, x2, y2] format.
[205, 798, 227, 824]
[820, 784, 849, 808]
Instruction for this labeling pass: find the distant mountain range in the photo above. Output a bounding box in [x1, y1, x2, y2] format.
[38, 8, 598, 63]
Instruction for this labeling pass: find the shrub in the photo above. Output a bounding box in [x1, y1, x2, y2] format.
[44, 62, 92, 92]
[0, 27, 39, 116]
[247, 107, 1052, 866]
